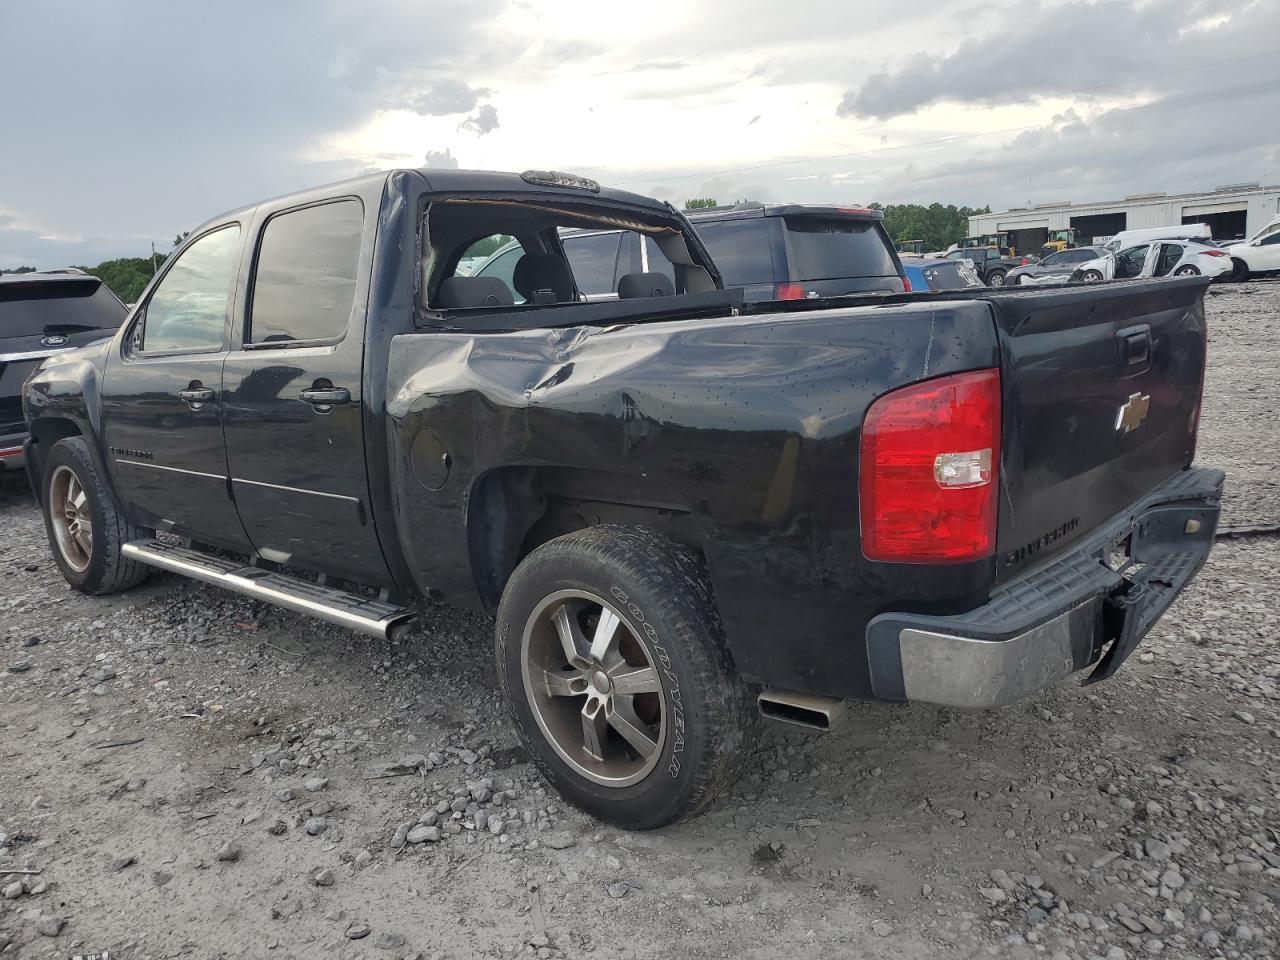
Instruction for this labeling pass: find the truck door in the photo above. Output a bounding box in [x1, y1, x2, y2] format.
[220, 197, 392, 585]
[100, 224, 254, 551]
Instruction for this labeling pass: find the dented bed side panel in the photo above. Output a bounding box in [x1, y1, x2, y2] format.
[383, 303, 1000, 698]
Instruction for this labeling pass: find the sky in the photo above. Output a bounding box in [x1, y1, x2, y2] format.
[2, 0, 1278, 269]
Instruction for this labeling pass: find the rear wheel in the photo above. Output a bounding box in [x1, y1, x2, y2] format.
[495, 525, 755, 828]
[1016, 274, 1030, 286]
[1174, 265, 1199, 277]
[1230, 258, 1250, 282]
[987, 269, 1007, 287]
[42, 437, 151, 595]
[1080, 269, 1103, 283]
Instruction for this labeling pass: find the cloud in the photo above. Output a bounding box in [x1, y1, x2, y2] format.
[458, 104, 500, 136]
[838, 0, 1280, 119]
[406, 78, 491, 116]
[423, 148, 460, 169]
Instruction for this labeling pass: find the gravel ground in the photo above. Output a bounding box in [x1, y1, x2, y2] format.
[1, 282, 1277, 960]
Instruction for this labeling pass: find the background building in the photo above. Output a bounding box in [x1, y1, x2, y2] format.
[968, 183, 1280, 254]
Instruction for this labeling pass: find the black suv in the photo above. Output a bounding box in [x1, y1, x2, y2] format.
[1, 271, 127, 468]
[471, 203, 909, 304]
[686, 203, 907, 301]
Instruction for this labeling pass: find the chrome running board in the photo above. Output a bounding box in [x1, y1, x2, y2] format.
[122, 539, 415, 641]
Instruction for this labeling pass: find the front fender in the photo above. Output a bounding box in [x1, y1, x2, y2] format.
[23, 339, 112, 492]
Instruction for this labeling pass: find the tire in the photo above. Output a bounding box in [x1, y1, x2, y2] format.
[495, 525, 756, 829]
[1080, 269, 1103, 283]
[41, 436, 151, 595]
[1015, 274, 1029, 286]
[1174, 265, 1199, 276]
[987, 269, 1006, 287]
[1230, 258, 1250, 282]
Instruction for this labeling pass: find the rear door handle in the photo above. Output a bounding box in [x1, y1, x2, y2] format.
[179, 386, 215, 404]
[299, 386, 351, 407]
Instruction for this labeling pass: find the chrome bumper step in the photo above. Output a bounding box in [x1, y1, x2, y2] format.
[122, 539, 415, 640]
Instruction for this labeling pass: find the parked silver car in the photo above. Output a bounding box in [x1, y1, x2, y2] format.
[1005, 247, 1108, 286]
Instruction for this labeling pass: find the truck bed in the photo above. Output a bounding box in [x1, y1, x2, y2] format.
[383, 277, 1212, 699]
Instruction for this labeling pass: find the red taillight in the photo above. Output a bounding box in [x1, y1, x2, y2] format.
[1201, 249, 1226, 257]
[775, 282, 806, 300]
[1020, 257, 1029, 265]
[859, 369, 1001, 563]
[838, 207, 875, 216]
[901, 275, 912, 293]
[0, 446, 24, 461]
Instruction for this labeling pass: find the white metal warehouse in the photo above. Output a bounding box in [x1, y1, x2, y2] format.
[967, 183, 1280, 255]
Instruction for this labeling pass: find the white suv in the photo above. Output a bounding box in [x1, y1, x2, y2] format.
[1227, 216, 1280, 281]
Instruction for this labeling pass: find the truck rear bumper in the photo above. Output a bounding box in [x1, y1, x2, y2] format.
[866, 467, 1224, 709]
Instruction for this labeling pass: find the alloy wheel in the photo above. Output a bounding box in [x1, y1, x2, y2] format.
[49, 465, 92, 573]
[521, 589, 666, 787]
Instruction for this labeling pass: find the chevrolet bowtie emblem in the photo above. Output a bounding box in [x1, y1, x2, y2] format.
[1115, 392, 1151, 433]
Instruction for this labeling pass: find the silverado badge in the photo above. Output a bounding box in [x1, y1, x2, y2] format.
[1114, 392, 1151, 434]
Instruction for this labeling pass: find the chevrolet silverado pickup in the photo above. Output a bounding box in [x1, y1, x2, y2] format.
[23, 168, 1223, 828]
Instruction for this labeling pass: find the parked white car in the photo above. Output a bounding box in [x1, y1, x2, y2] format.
[1101, 223, 1211, 255]
[1071, 239, 1233, 282]
[1226, 215, 1280, 281]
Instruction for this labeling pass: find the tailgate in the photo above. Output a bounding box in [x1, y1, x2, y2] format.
[991, 278, 1208, 579]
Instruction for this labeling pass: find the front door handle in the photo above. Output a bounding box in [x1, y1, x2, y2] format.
[179, 385, 215, 406]
[299, 386, 351, 407]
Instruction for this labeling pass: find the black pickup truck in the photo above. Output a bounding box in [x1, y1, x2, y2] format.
[23, 168, 1223, 828]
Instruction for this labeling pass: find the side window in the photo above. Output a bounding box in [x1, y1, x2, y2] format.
[562, 232, 623, 295]
[134, 225, 240, 354]
[1041, 252, 1063, 266]
[1259, 230, 1280, 246]
[693, 219, 774, 286]
[469, 240, 526, 299]
[249, 200, 363, 344]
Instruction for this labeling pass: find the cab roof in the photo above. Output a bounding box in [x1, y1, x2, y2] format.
[200, 168, 679, 231]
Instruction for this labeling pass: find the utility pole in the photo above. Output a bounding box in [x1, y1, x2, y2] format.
[151, 242, 158, 273]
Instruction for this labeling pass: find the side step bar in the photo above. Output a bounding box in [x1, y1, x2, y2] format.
[758, 689, 845, 731]
[122, 539, 415, 641]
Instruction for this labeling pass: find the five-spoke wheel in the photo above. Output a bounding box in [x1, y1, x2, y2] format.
[49, 464, 93, 573]
[522, 590, 665, 787]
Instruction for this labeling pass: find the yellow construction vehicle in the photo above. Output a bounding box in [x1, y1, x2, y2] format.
[1040, 228, 1079, 258]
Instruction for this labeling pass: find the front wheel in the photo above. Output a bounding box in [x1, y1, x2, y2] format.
[41, 436, 151, 595]
[1230, 258, 1250, 282]
[987, 269, 1006, 287]
[1080, 269, 1103, 283]
[495, 525, 755, 828]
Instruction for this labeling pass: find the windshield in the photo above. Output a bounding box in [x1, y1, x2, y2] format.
[1, 279, 126, 340]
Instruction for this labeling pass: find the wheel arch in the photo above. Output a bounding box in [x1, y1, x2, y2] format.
[25, 417, 85, 504]
[467, 465, 701, 611]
